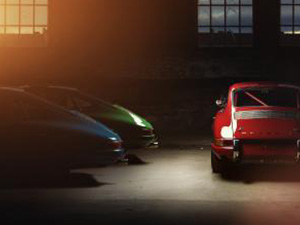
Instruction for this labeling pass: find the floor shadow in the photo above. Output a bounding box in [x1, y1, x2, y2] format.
[0, 170, 106, 189]
[127, 154, 148, 165]
[221, 165, 300, 183]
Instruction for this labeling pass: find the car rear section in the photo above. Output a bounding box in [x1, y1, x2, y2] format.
[212, 109, 300, 174]
[211, 83, 300, 173]
[233, 108, 300, 163]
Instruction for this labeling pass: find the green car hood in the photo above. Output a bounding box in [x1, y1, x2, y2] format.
[90, 104, 153, 130]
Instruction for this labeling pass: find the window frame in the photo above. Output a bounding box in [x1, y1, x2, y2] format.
[280, 0, 300, 34]
[0, 0, 49, 47]
[197, 0, 254, 47]
[280, 0, 300, 46]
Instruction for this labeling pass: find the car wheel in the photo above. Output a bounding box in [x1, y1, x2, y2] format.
[211, 151, 224, 174]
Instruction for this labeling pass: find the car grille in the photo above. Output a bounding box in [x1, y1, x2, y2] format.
[235, 110, 300, 120]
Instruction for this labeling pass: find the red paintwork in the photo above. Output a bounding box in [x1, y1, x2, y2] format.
[212, 82, 300, 162]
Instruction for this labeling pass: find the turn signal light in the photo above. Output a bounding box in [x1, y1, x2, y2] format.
[111, 141, 123, 149]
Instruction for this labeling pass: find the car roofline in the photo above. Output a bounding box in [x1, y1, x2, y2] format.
[47, 85, 78, 91]
[230, 82, 300, 91]
[0, 87, 25, 92]
[19, 85, 79, 92]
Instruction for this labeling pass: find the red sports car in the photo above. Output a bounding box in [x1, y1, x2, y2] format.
[212, 82, 300, 173]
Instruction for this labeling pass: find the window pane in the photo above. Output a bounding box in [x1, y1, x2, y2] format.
[6, 26, 19, 34]
[6, 6, 19, 25]
[198, 0, 210, 4]
[36, 0, 48, 4]
[241, 27, 252, 33]
[0, 26, 4, 34]
[21, 26, 33, 34]
[282, 0, 293, 4]
[6, 0, 19, 4]
[212, 6, 225, 26]
[0, 6, 4, 25]
[21, 6, 33, 25]
[226, 27, 239, 33]
[227, 0, 239, 5]
[295, 6, 300, 25]
[198, 27, 210, 33]
[227, 6, 239, 26]
[281, 26, 293, 34]
[296, 0, 300, 4]
[212, 0, 224, 4]
[281, 5, 293, 25]
[35, 6, 47, 25]
[241, 6, 252, 26]
[21, 0, 34, 4]
[198, 6, 210, 26]
[34, 26, 46, 34]
[241, 0, 253, 5]
[295, 27, 300, 34]
[211, 26, 224, 33]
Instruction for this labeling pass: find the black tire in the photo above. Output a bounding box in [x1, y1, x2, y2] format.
[211, 151, 224, 174]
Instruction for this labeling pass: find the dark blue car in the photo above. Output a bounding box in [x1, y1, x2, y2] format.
[0, 87, 125, 170]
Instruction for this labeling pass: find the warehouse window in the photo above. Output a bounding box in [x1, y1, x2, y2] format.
[198, 0, 253, 47]
[0, 0, 48, 47]
[281, 0, 300, 45]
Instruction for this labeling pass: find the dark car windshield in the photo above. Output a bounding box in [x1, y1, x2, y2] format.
[234, 87, 299, 108]
[0, 90, 76, 123]
[28, 88, 112, 113]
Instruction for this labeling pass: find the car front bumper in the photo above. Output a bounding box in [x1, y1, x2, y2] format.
[123, 134, 158, 149]
[68, 148, 126, 168]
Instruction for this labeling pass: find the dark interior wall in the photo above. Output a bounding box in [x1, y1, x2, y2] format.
[0, 0, 197, 84]
[0, 0, 299, 86]
[49, 0, 197, 77]
[51, 0, 196, 53]
[0, 0, 298, 132]
[253, 0, 280, 49]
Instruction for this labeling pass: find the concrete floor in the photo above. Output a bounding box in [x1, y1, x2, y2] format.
[1, 140, 300, 225]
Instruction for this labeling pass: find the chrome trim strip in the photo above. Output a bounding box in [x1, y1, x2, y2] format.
[235, 110, 300, 120]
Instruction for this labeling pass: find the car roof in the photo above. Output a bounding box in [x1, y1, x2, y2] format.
[47, 86, 78, 91]
[229, 82, 300, 91]
[0, 87, 26, 93]
[21, 85, 78, 92]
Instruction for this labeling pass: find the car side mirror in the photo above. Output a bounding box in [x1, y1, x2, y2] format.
[216, 99, 226, 108]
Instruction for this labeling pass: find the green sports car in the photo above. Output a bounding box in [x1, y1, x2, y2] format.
[22, 85, 158, 149]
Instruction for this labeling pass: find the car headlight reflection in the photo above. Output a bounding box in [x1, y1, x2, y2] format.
[129, 112, 146, 127]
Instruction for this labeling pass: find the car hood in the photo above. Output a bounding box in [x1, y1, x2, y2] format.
[88, 104, 153, 130]
[234, 109, 300, 139]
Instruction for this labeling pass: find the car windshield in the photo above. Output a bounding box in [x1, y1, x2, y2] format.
[0, 90, 75, 123]
[29, 88, 113, 113]
[234, 87, 299, 108]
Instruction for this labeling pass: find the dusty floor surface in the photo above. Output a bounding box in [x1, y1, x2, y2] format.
[1, 136, 300, 225]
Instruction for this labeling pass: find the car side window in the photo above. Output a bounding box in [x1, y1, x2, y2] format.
[30, 89, 77, 111]
[53, 94, 77, 111]
[71, 92, 112, 113]
[43, 91, 77, 111]
[73, 96, 93, 110]
[20, 96, 61, 120]
[71, 95, 104, 113]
